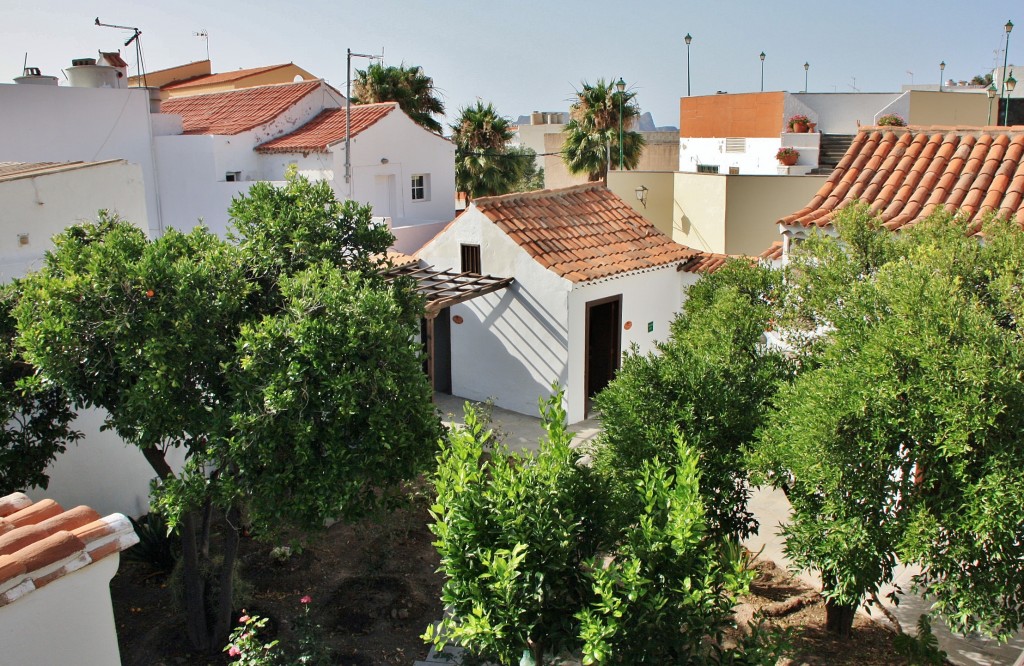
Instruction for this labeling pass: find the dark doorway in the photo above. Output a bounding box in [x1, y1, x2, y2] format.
[421, 309, 452, 394]
[585, 295, 621, 415]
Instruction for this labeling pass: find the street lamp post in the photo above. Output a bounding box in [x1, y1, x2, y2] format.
[616, 78, 626, 171]
[1006, 72, 1017, 126]
[760, 52, 766, 92]
[939, 61, 945, 92]
[685, 33, 692, 96]
[1002, 21, 1014, 99]
[804, 62, 809, 93]
[988, 83, 998, 125]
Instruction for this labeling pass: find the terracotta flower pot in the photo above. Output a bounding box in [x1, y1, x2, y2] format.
[791, 121, 809, 133]
[778, 154, 798, 166]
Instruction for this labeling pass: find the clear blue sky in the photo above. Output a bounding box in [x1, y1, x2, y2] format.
[2, 0, 1020, 130]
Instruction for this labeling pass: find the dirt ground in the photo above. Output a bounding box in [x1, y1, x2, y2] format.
[111, 491, 444, 666]
[112, 498, 911, 666]
[737, 559, 913, 666]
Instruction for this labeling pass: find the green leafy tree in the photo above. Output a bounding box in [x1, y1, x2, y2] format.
[594, 261, 791, 541]
[579, 438, 778, 665]
[452, 101, 540, 200]
[426, 391, 597, 665]
[751, 204, 1024, 639]
[508, 145, 545, 193]
[970, 73, 994, 86]
[562, 79, 646, 182]
[15, 175, 440, 652]
[0, 283, 80, 494]
[428, 391, 786, 664]
[353, 62, 445, 134]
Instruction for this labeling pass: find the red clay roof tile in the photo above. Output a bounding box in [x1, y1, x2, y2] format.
[255, 103, 397, 154]
[162, 81, 322, 135]
[472, 185, 699, 283]
[163, 63, 294, 90]
[780, 127, 1024, 232]
[0, 494, 138, 609]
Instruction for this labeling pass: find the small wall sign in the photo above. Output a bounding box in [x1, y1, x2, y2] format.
[647, 321, 654, 333]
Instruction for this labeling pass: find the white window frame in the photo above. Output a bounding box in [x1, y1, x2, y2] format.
[410, 173, 430, 202]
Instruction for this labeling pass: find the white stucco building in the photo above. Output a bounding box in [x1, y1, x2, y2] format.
[1, 67, 455, 251]
[0, 160, 148, 279]
[158, 80, 454, 246]
[417, 184, 706, 424]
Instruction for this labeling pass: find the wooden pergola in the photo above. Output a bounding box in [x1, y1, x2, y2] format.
[385, 264, 514, 390]
[387, 265, 514, 318]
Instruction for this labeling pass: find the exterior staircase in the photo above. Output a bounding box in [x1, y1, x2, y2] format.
[809, 133, 855, 175]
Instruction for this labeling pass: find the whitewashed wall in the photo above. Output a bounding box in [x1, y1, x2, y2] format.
[153, 134, 251, 237]
[28, 408, 188, 518]
[0, 161, 148, 281]
[0, 84, 162, 235]
[340, 111, 455, 227]
[789, 93, 901, 133]
[679, 137, 784, 175]
[565, 266, 692, 423]
[0, 555, 124, 666]
[417, 208, 571, 418]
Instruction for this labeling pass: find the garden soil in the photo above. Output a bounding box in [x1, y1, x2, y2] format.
[112, 494, 913, 665]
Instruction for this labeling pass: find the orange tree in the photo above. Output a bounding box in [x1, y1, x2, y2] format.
[15, 173, 441, 652]
[752, 205, 1024, 638]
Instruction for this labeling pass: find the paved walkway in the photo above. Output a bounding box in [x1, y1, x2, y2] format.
[421, 393, 1024, 666]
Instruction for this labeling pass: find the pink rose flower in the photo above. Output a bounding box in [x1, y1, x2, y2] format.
[238, 614, 250, 623]
[300, 595, 312, 604]
[228, 645, 241, 657]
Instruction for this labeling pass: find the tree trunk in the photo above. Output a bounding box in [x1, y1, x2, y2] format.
[825, 597, 857, 637]
[179, 509, 213, 651]
[211, 505, 242, 649]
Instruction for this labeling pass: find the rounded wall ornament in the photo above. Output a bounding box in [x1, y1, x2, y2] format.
[623, 321, 633, 330]
[452, 315, 464, 325]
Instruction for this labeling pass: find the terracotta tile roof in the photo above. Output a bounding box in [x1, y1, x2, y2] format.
[255, 103, 397, 154]
[163, 63, 294, 90]
[780, 126, 1024, 233]
[759, 241, 784, 261]
[386, 251, 419, 269]
[0, 160, 125, 183]
[162, 81, 323, 135]
[474, 184, 699, 283]
[98, 51, 129, 68]
[0, 493, 137, 608]
[678, 251, 752, 274]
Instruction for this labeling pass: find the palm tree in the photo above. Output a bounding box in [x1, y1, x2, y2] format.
[562, 79, 645, 182]
[452, 101, 535, 200]
[353, 63, 445, 134]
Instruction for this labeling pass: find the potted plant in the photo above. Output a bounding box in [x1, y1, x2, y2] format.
[776, 146, 800, 166]
[788, 114, 811, 133]
[877, 113, 906, 127]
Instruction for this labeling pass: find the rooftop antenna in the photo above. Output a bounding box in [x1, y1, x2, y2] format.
[95, 17, 146, 86]
[194, 30, 210, 61]
[345, 47, 384, 192]
[906, 70, 914, 85]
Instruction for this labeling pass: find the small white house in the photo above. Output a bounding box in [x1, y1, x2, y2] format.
[159, 81, 455, 246]
[0, 492, 138, 666]
[417, 184, 704, 424]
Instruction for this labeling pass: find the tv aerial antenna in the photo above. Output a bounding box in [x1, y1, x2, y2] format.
[194, 30, 210, 61]
[95, 17, 147, 86]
